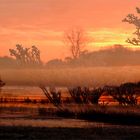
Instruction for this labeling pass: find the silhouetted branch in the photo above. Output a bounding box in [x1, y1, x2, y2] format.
[39, 85, 62, 109]
[64, 28, 86, 59]
[123, 7, 140, 46]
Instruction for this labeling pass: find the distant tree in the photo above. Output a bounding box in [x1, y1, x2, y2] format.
[46, 59, 64, 67]
[9, 44, 41, 66]
[64, 28, 86, 59]
[123, 7, 140, 46]
[64, 57, 73, 63]
[0, 56, 17, 68]
[31, 46, 41, 64]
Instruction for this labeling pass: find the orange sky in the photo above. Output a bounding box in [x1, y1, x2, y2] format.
[0, 0, 139, 61]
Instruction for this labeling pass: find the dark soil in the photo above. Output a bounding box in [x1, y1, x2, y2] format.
[0, 126, 140, 140]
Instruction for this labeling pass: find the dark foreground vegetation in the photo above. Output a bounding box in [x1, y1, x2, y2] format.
[40, 81, 140, 107]
[38, 81, 140, 125]
[1, 104, 140, 126]
[1, 80, 140, 125]
[0, 126, 140, 140]
[56, 105, 140, 125]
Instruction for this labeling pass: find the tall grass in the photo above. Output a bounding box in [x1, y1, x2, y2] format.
[56, 105, 140, 125]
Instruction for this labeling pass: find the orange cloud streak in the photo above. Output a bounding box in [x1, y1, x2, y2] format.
[0, 0, 139, 61]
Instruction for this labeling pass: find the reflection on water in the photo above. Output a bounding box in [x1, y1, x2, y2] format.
[0, 118, 100, 128]
[1, 86, 46, 98]
[1, 86, 69, 99]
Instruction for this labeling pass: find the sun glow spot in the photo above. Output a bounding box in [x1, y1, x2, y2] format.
[87, 29, 139, 51]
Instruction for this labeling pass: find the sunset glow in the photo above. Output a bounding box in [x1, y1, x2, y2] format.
[0, 0, 139, 61]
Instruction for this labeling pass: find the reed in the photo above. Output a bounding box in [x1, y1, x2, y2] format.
[56, 105, 140, 125]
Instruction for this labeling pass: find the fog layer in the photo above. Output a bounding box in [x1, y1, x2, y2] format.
[0, 66, 140, 87]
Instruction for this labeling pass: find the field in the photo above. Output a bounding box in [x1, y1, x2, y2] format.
[1, 66, 140, 139]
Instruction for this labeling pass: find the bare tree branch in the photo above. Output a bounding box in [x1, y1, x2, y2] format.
[64, 28, 86, 59]
[123, 7, 140, 46]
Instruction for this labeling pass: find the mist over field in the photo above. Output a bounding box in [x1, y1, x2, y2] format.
[0, 66, 140, 87]
[1, 2, 140, 140]
[0, 45, 140, 87]
[46, 45, 140, 67]
[1, 45, 140, 68]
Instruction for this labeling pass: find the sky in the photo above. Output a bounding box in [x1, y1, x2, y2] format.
[0, 0, 139, 61]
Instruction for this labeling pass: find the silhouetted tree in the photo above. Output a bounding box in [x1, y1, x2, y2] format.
[119, 82, 138, 105]
[64, 28, 86, 59]
[39, 85, 62, 108]
[123, 7, 140, 46]
[31, 46, 41, 64]
[68, 86, 103, 104]
[9, 44, 41, 66]
[46, 59, 64, 67]
[68, 87, 88, 104]
[89, 88, 103, 104]
[104, 83, 139, 105]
